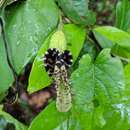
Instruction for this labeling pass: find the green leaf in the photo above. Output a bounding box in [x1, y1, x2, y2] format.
[3, 0, 59, 73]
[57, 0, 96, 26]
[27, 35, 52, 93]
[115, 0, 130, 31]
[71, 49, 125, 106]
[71, 54, 94, 105]
[71, 103, 94, 130]
[0, 110, 27, 130]
[29, 52, 94, 130]
[97, 64, 130, 130]
[94, 105, 130, 130]
[0, 38, 13, 98]
[94, 106, 106, 128]
[71, 49, 126, 128]
[29, 101, 94, 130]
[29, 102, 70, 130]
[70, 54, 95, 129]
[72, 49, 128, 129]
[93, 26, 130, 60]
[63, 24, 86, 62]
[94, 49, 125, 104]
[28, 24, 86, 93]
[29, 49, 125, 130]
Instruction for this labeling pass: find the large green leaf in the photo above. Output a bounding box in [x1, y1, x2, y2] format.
[57, 0, 96, 26]
[0, 38, 13, 98]
[115, 0, 130, 31]
[3, 0, 59, 73]
[70, 53, 95, 130]
[0, 110, 27, 130]
[97, 64, 130, 130]
[71, 49, 125, 105]
[93, 26, 130, 60]
[27, 35, 52, 93]
[28, 24, 86, 93]
[29, 49, 125, 130]
[71, 49, 125, 128]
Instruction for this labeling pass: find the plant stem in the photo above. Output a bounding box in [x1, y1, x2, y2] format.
[0, 16, 19, 94]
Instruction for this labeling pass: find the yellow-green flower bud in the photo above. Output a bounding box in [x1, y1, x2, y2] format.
[49, 30, 66, 52]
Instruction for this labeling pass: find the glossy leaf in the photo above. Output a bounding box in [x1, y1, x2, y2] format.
[93, 26, 130, 60]
[3, 0, 59, 73]
[71, 49, 125, 128]
[29, 102, 94, 130]
[94, 105, 130, 130]
[57, 0, 96, 26]
[71, 49, 125, 105]
[27, 35, 52, 93]
[29, 102, 70, 130]
[29, 49, 125, 130]
[93, 61, 130, 130]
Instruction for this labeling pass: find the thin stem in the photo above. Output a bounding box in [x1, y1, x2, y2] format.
[0, 17, 19, 94]
[57, 12, 63, 30]
[0, 17, 17, 79]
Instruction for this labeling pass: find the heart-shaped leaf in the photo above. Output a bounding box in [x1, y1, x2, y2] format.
[71, 49, 125, 105]
[29, 49, 125, 130]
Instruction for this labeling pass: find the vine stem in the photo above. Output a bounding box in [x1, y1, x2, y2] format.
[0, 16, 19, 93]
